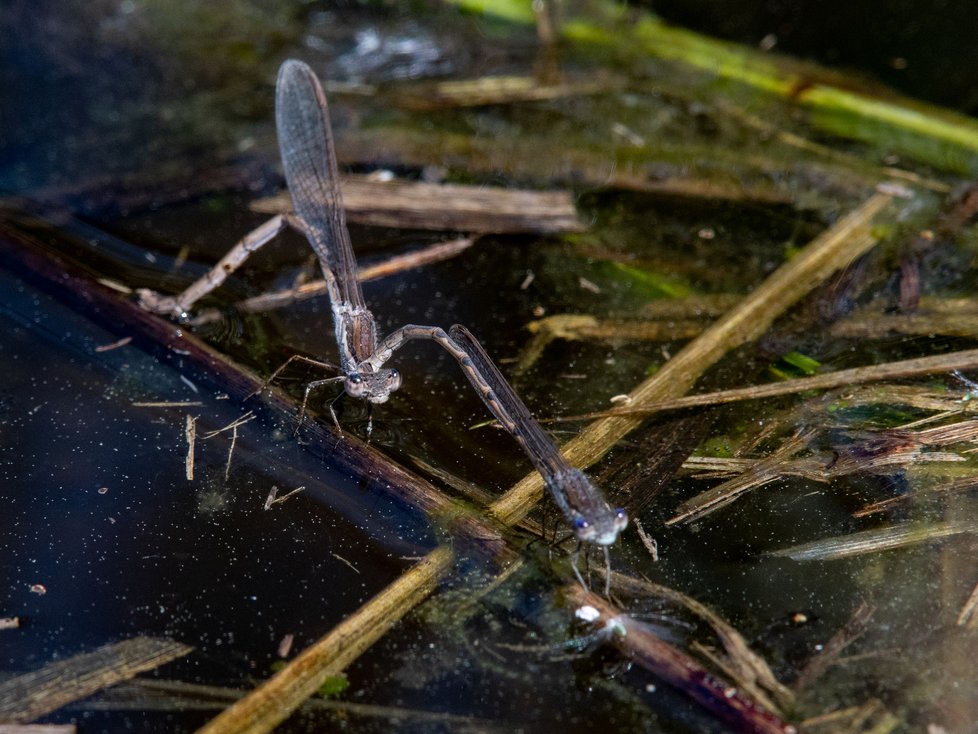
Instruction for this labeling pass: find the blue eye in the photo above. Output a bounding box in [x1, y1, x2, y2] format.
[573, 518, 590, 530]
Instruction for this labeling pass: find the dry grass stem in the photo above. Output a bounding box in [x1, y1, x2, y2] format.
[392, 75, 617, 110]
[800, 698, 898, 733]
[94, 336, 133, 352]
[667, 431, 815, 525]
[251, 176, 583, 234]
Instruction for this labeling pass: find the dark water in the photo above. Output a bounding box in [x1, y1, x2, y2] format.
[2, 2, 978, 733]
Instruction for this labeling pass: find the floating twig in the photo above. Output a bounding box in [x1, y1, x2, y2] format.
[131, 401, 204, 408]
[263, 486, 305, 510]
[632, 518, 659, 562]
[224, 424, 237, 480]
[200, 411, 256, 439]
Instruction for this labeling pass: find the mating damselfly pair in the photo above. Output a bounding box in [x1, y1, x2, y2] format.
[139, 59, 627, 585]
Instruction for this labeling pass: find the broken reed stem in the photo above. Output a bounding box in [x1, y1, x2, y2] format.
[195, 547, 453, 734]
[490, 191, 894, 527]
[194, 192, 895, 734]
[666, 430, 816, 525]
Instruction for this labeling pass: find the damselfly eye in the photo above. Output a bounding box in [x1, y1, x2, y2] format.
[345, 373, 366, 397]
[574, 518, 590, 531]
[387, 368, 402, 391]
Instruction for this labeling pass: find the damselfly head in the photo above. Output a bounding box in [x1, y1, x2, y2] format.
[344, 369, 402, 403]
[572, 506, 629, 546]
